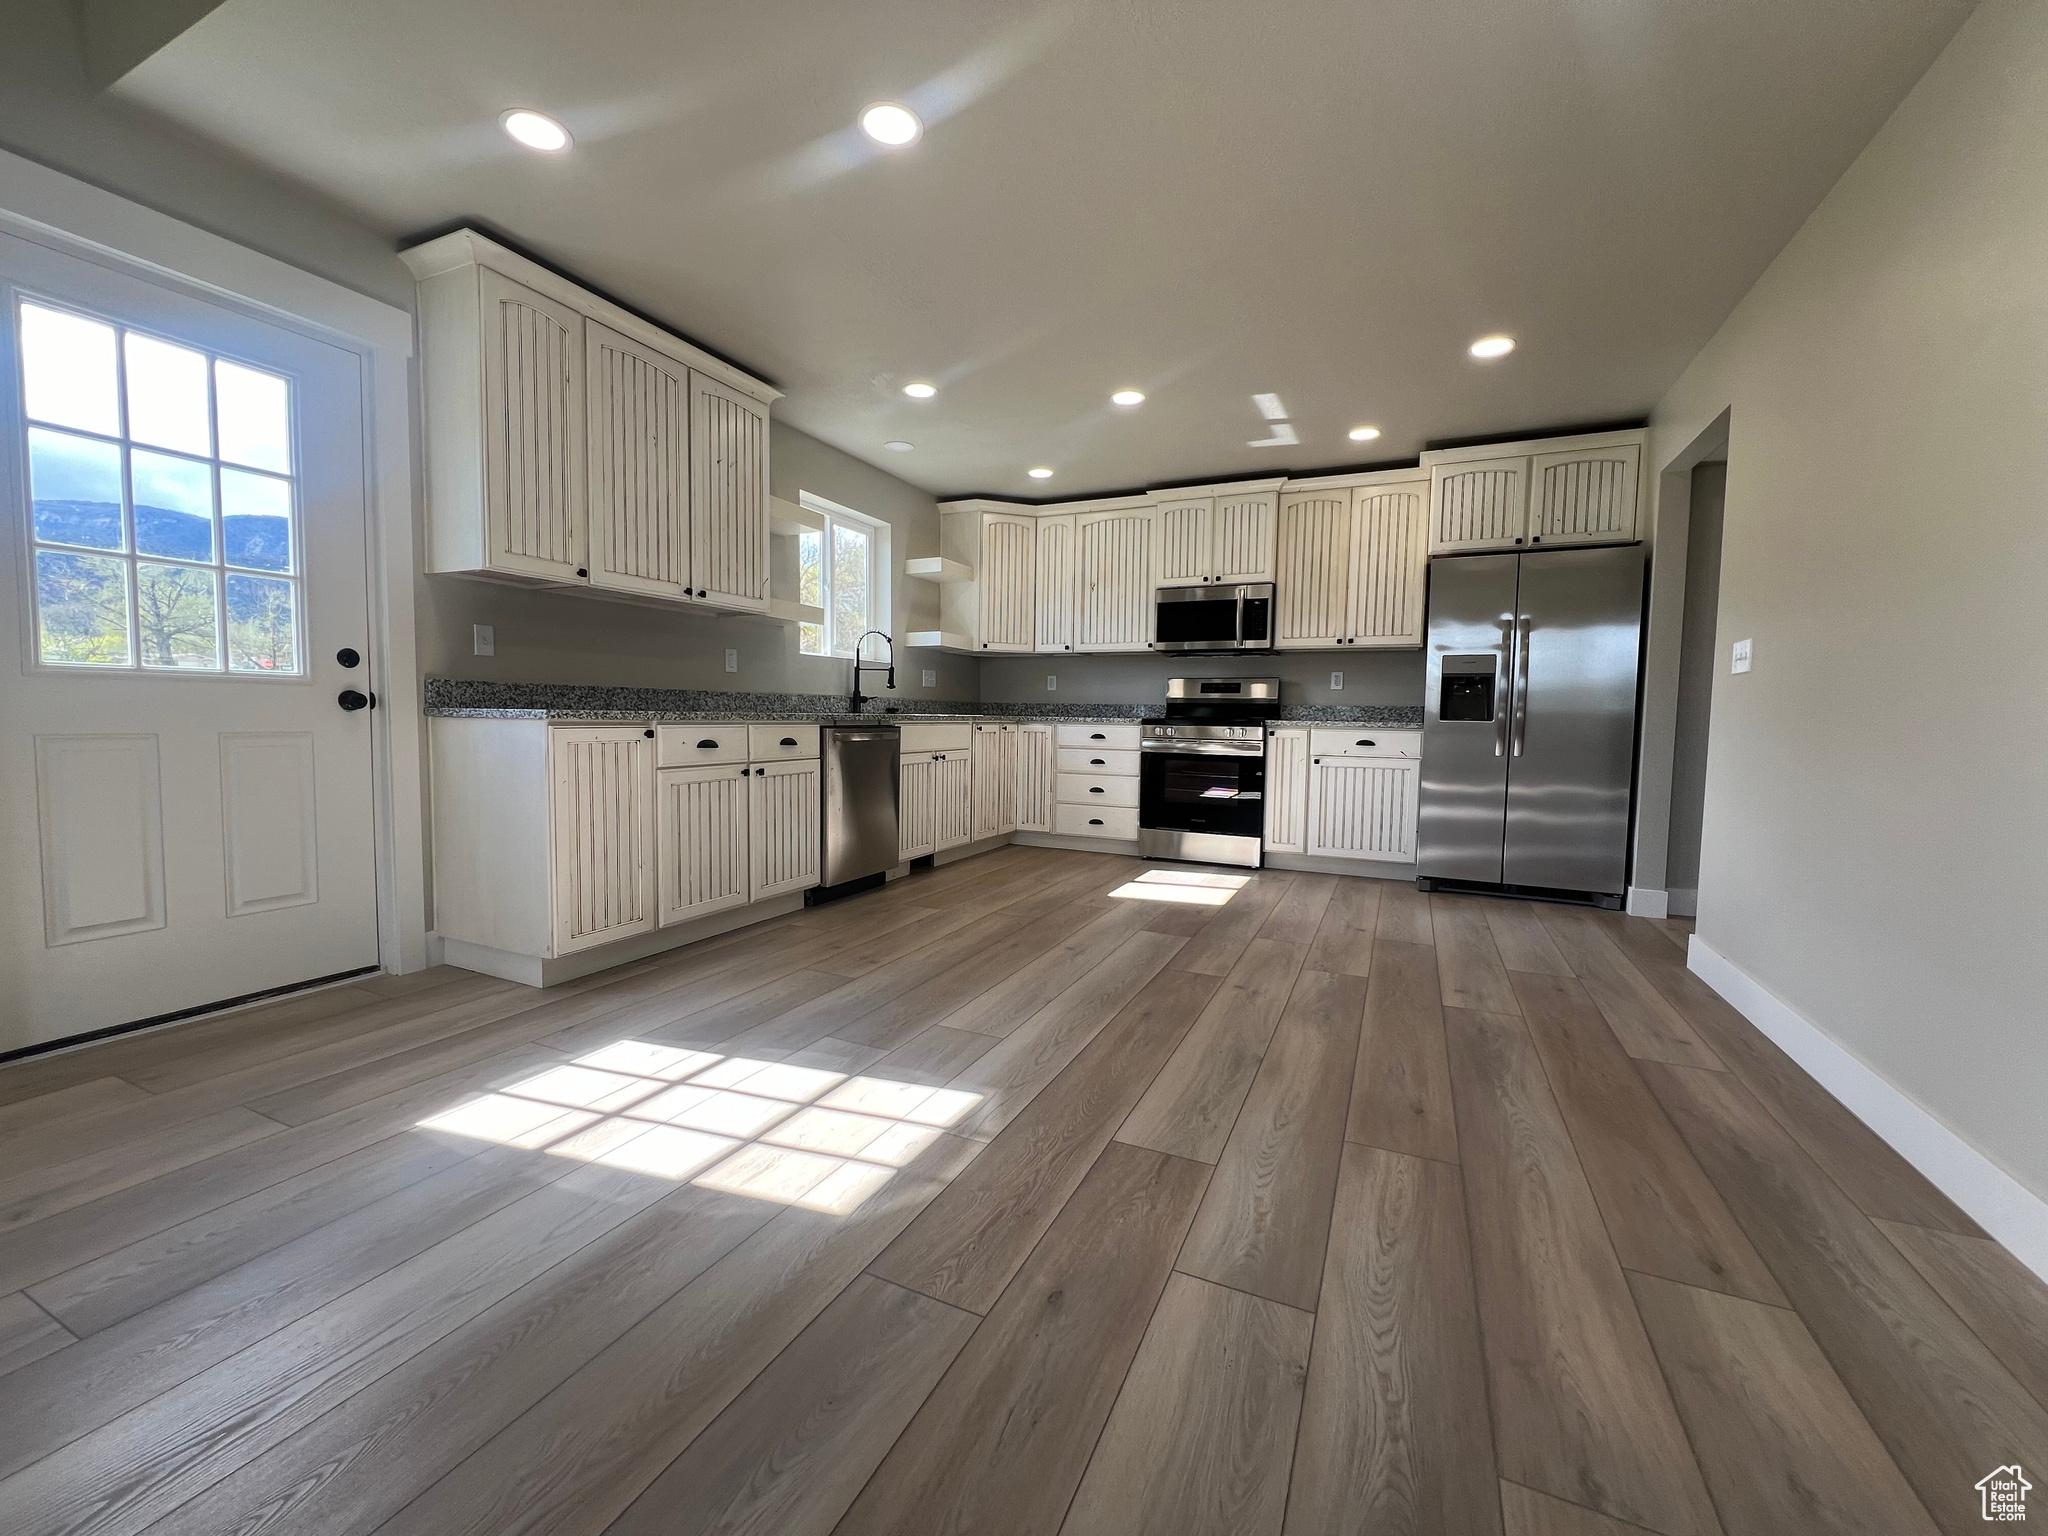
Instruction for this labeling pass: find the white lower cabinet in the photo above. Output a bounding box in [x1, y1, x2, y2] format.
[1050, 721, 1142, 843]
[1014, 724, 1056, 831]
[748, 756, 821, 899]
[972, 723, 1018, 839]
[900, 747, 975, 861]
[935, 749, 975, 852]
[656, 762, 752, 926]
[1306, 755, 1420, 862]
[1263, 727, 1310, 854]
[551, 726, 658, 955]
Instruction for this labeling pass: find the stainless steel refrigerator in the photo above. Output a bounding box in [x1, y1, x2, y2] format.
[1417, 544, 1645, 905]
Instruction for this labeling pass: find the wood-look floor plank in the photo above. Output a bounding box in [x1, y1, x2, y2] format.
[1444, 1006, 1722, 1536]
[1510, 971, 1785, 1306]
[0, 1077, 151, 1141]
[1628, 1271, 1939, 1535]
[861, 1023, 999, 1085]
[1347, 939, 1458, 1164]
[947, 929, 1186, 1139]
[938, 904, 1152, 1038]
[1305, 874, 1380, 978]
[835, 1142, 1211, 1536]
[0, 1292, 72, 1379]
[1432, 896, 1521, 1014]
[1117, 938, 1307, 1164]
[1644, 1061, 2048, 1533]
[372, 1134, 981, 1536]
[1172, 874, 1295, 977]
[0, 1158, 674, 1536]
[1178, 971, 1364, 1311]
[1602, 920, 1987, 1237]
[1140, 904, 1218, 937]
[1260, 873, 1337, 944]
[141, 1183, 778, 1536]
[872, 969, 1217, 1313]
[1876, 1219, 2048, 1413]
[1534, 909, 1723, 1070]
[1375, 880, 1435, 945]
[1484, 901, 1573, 976]
[0, 1107, 282, 1236]
[1283, 1144, 1502, 1536]
[1500, 1482, 1658, 1535]
[1060, 1272, 1311, 1536]
[639, 969, 858, 1050]
[603, 1276, 978, 1536]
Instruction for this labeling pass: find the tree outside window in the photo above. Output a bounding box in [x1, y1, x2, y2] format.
[797, 500, 886, 659]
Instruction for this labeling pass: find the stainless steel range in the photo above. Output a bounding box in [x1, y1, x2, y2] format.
[1137, 677, 1281, 869]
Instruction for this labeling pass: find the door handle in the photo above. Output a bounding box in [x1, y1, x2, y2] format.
[1511, 615, 1532, 757]
[337, 689, 372, 712]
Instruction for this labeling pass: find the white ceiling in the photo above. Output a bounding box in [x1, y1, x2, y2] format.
[119, 0, 1973, 499]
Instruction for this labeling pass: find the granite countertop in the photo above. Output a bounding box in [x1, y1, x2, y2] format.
[422, 678, 1423, 729]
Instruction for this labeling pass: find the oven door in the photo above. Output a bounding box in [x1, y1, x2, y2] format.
[1153, 587, 1243, 652]
[1140, 748, 1266, 838]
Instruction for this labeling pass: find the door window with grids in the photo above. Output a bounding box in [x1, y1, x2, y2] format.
[18, 298, 302, 674]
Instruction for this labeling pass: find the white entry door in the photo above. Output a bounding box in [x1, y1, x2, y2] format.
[0, 230, 380, 1052]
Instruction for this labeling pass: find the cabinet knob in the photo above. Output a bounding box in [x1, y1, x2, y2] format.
[684, 586, 695, 596]
[755, 767, 765, 776]
[1531, 536, 1543, 544]
[1513, 538, 1523, 546]
[576, 567, 589, 577]
[643, 729, 655, 738]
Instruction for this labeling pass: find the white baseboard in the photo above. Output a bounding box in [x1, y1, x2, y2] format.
[1626, 886, 1670, 918]
[1687, 936, 2048, 1282]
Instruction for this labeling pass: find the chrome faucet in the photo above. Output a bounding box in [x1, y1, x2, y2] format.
[849, 630, 896, 710]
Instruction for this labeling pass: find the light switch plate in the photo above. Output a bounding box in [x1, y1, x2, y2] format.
[1046, 675, 1058, 691]
[922, 669, 936, 688]
[1731, 638, 1752, 674]
[472, 624, 494, 657]
[1330, 671, 1344, 690]
[724, 648, 738, 674]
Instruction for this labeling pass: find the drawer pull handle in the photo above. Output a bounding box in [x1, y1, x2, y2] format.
[697, 739, 719, 749]
[780, 737, 798, 746]
[1089, 786, 1104, 793]
[1089, 818, 1104, 825]
[1356, 739, 1375, 747]
[1090, 733, 1106, 740]
[1090, 758, 1106, 765]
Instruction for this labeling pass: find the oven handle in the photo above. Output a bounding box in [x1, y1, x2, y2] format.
[1139, 740, 1266, 757]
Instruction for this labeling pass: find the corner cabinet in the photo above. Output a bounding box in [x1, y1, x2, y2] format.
[404, 228, 779, 613]
[1276, 470, 1429, 650]
[1423, 430, 1642, 555]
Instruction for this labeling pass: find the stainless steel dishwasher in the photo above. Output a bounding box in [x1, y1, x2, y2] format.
[812, 725, 901, 902]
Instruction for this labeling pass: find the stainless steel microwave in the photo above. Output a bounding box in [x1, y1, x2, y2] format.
[1153, 582, 1276, 653]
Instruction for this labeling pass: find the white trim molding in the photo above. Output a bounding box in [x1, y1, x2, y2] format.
[1626, 886, 1670, 919]
[1688, 935, 2048, 1281]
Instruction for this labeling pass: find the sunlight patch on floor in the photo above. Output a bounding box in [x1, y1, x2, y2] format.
[1106, 868, 1251, 906]
[415, 1042, 981, 1215]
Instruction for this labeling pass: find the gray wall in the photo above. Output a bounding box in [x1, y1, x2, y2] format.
[979, 649, 1421, 710]
[1648, 0, 2048, 1208]
[1664, 460, 1725, 901]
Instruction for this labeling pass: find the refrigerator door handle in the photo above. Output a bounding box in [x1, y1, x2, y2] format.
[1495, 616, 1514, 758]
[1511, 614, 1532, 756]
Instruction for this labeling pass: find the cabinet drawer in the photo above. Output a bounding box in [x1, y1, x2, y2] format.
[1056, 747, 1139, 776]
[1056, 773, 1140, 808]
[901, 722, 974, 753]
[1055, 803, 1140, 840]
[749, 724, 819, 761]
[657, 724, 748, 766]
[1056, 723, 1142, 751]
[1308, 728, 1421, 759]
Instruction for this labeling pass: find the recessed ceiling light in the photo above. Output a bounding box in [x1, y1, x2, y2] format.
[883, 440, 915, 452]
[1468, 334, 1516, 360]
[1348, 425, 1382, 442]
[1028, 467, 1054, 479]
[1110, 389, 1145, 407]
[860, 103, 922, 147]
[902, 382, 936, 399]
[501, 109, 571, 153]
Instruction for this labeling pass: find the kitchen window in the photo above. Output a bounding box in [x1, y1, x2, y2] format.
[796, 494, 888, 659]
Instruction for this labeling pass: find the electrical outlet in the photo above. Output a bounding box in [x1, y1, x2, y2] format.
[724, 648, 738, 674]
[472, 624, 494, 657]
[922, 669, 936, 688]
[1046, 675, 1058, 691]
[1329, 670, 1343, 690]
[1731, 638, 1752, 675]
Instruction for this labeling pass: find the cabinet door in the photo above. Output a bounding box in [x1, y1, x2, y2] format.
[586, 322, 689, 601]
[656, 763, 750, 926]
[1306, 755, 1419, 862]
[1430, 454, 1529, 554]
[1153, 497, 1211, 587]
[1034, 515, 1076, 653]
[1075, 507, 1153, 652]
[978, 513, 1038, 652]
[1529, 443, 1640, 547]
[933, 748, 976, 851]
[1014, 724, 1055, 832]
[749, 757, 821, 899]
[550, 727, 656, 954]
[1347, 480, 1430, 647]
[899, 754, 938, 861]
[971, 724, 1018, 838]
[1212, 490, 1277, 583]
[1263, 728, 1310, 854]
[688, 371, 770, 611]
[1275, 489, 1352, 649]
[481, 269, 586, 583]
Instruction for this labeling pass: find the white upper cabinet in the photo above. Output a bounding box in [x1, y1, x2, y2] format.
[403, 229, 779, 609]
[1276, 488, 1353, 648]
[1424, 430, 1643, 555]
[1345, 476, 1429, 647]
[1034, 515, 1076, 653]
[978, 514, 1038, 652]
[1154, 487, 1277, 587]
[689, 373, 770, 612]
[1153, 497, 1211, 587]
[587, 321, 688, 601]
[1075, 505, 1154, 651]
